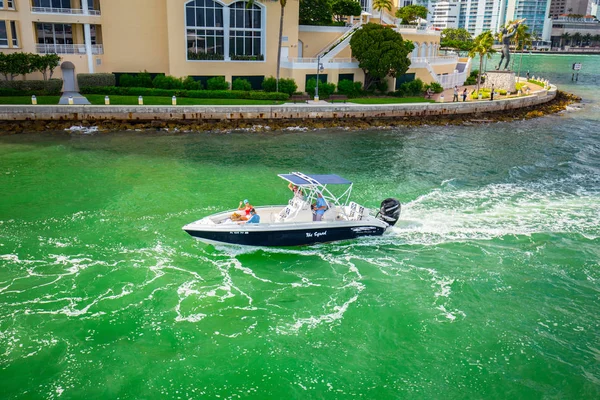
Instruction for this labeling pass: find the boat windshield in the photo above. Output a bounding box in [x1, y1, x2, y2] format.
[278, 172, 353, 207]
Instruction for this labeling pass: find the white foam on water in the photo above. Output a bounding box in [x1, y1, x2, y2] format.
[64, 125, 99, 134]
[277, 293, 361, 335]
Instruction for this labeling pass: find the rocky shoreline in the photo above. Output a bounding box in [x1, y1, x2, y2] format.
[0, 91, 580, 135]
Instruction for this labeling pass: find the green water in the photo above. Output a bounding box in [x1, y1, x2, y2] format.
[1, 55, 599, 399]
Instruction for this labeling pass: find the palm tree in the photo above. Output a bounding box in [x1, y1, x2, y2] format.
[572, 32, 582, 47]
[561, 32, 571, 48]
[512, 23, 533, 79]
[468, 31, 495, 94]
[246, 0, 287, 92]
[372, 0, 393, 24]
[583, 33, 592, 46]
[594, 34, 600, 47]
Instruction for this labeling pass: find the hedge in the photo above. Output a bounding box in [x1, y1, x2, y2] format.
[79, 86, 289, 100]
[77, 73, 116, 88]
[0, 79, 63, 96]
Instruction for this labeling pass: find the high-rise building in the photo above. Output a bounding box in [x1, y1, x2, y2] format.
[505, 0, 553, 39]
[431, 0, 463, 29]
[548, 0, 590, 18]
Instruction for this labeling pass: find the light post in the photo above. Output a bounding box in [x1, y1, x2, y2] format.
[314, 55, 324, 101]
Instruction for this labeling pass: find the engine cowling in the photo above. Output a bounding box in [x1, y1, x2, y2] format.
[377, 198, 401, 226]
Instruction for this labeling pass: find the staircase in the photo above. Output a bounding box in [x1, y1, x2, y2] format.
[316, 21, 362, 61]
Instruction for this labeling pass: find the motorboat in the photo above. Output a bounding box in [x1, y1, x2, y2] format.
[182, 172, 401, 247]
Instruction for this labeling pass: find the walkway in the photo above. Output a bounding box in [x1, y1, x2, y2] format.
[59, 91, 91, 105]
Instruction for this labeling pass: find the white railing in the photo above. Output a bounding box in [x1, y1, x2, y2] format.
[36, 44, 104, 54]
[411, 55, 458, 65]
[286, 57, 358, 64]
[437, 70, 469, 89]
[31, 7, 101, 15]
[316, 21, 362, 58]
[281, 57, 359, 69]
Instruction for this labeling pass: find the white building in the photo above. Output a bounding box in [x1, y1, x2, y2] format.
[431, 0, 462, 29]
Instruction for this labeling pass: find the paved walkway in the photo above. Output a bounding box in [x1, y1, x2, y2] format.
[59, 91, 91, 105]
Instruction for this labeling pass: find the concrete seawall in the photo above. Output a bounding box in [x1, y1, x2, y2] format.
[0, 87, 557, 122]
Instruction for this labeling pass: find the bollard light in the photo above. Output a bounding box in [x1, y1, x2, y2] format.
[439, 94, 444, 103]
[518, 90, 522, 96]
[104, 95, 110, 105]
[31, 95, 37, 105]
[68, 96, 74, 105]
[138, 96, 143, 105]
[172, 95, 177, 106]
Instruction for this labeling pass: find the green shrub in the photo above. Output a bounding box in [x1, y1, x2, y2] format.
[262, 76, 277, 92]
[153, 75, 184, 89]
[0, 79, 63, 95]
[77, 73, 116, 88]
[395, 78, 424, 97]
[305, 78, 336, 98]
[79, 86, 289, 100]
[136, 71, 153, 88]
[429, 82, 444, 93]
[277, 78, 297, 96]
[182, 76, 202, 90]
[498, 89, 507, 95]
[465, 75, 477, 85]
[119, 74, 136, 87]
[337, 79, 362, 97]
[470, 89, 491, 100]
[232, 78, 252, 91]
[375, 80, 388, 93]
[207, 76, 229, 90]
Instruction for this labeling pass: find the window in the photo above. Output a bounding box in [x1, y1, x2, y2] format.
[10, 21, 17, 46]
[32, 0, 72, 8]
[186, 0, 225, 60]
[0, 21, 7, 46]
[7, 0, 14, 9]
[36, 23, 73, 46]
[185, 0, 263, 61]
[229, 2, 262, 59]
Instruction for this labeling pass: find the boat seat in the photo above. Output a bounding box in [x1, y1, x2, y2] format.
[348, 202, 366, 221]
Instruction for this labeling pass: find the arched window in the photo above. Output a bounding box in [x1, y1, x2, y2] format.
[186, 0, 225, 60]
[229, 2, 262, 59]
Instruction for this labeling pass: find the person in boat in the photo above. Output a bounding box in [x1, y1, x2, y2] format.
[240, 208, 260, 224]
[238, 199, 252, 217]
[312, 192, 328, 221]
[288, 182, 304, 199]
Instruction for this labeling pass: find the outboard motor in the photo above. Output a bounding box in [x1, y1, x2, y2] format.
[377, 198, 401, 226]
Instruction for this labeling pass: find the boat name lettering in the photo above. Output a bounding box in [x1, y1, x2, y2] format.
[306, 231, 327, 238]
[229, 231, 249, 235]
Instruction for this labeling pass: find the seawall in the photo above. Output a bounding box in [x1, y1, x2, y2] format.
[0, 87, 557, 123]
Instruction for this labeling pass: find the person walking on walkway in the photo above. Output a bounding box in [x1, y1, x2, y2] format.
[453, 86, 459, 102]
[462, 88, 468, 102]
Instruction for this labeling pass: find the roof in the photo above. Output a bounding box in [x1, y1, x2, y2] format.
[278, 173, 352, 186]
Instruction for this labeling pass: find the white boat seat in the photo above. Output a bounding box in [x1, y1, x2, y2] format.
[348, 201, 366, 221]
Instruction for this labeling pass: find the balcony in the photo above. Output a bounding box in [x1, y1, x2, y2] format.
[31, 7, 100, 15]
[36, 43, 103, 54]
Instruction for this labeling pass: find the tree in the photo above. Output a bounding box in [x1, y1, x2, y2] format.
[583, 33, 592, 46]
[395, 5, 428, 25]
[561, 32, 571, 48]
[594, 34, 600, 46]
[246, 0, 287, 92]
[441, 28, 472, 42]
[30, 54, 61, 80]
[299, 0, 333, 25]
[468, 31, 495, 94]
[372, 0, 393, 24]
[349, 23, 414, 90]
[331, 0, 362, 22]
[511, 23, 533, 80]
[572, 32, 582, 47]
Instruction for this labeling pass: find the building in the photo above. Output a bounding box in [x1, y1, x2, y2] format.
[550, 14, 600, 48]
[504, 0, 553, 40]
[431, 0, 462, 29]
[592, 0, 600, 19]
[0, 0, 468, 92]
[549, 0, 589, 18]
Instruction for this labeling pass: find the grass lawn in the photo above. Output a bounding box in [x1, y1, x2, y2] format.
[348, 97, 436, 104]
[85, 95, 285, 106]
[0, 96, 61, 105]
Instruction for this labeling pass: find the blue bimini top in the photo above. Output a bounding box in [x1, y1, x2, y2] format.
[278, 173, 352, 186]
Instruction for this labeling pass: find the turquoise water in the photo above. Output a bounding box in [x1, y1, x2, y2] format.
[1, 55, 599, 399]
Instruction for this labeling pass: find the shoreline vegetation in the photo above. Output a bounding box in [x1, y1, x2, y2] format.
[0, 91, 580, 135]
